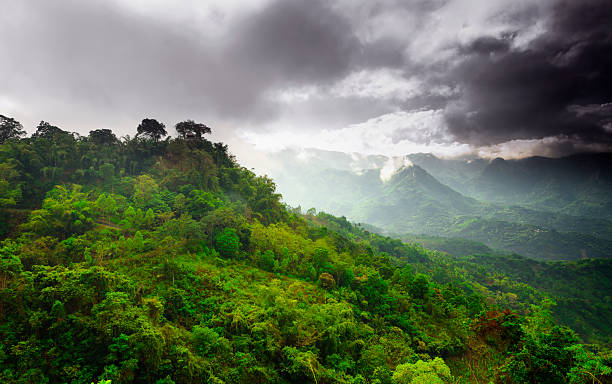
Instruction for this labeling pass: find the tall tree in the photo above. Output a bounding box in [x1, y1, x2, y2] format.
[89, 129, 117, 145]
[0, 114, 25, 144]
[175, 120, 211, 140]
[136, 118, 167, 141]
[32, 121, 67, 139]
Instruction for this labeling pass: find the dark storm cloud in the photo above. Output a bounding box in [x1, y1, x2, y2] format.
[443, 0, 612, 147]
[229, 0, 360, 85]
[0, 0, 408, 133]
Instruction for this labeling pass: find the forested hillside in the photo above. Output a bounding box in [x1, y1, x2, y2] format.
[0, 118, 611, 383]
[455, 254, 612, 345]
[395, 233, 612, 346]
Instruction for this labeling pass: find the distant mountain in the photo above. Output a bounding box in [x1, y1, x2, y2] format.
[350, 164, 480, 233]
[267, 148, 612, 260]
[353, 165, 612, 260]
[408, 152, 612, 220]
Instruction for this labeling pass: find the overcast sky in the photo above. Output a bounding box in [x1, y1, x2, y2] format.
[1, 0, 611, 161]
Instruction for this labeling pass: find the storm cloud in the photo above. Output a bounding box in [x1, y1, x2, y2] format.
[0, 0, 611, 157]
[444, 0, 612, 148]
[0, 0, 367, 127]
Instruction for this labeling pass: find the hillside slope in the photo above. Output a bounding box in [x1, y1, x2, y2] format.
[1, 129, 610, 383]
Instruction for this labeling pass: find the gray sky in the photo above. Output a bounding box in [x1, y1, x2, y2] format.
[1, 0, 611, 161]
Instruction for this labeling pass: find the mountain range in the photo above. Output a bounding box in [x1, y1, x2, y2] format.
[408, 152, 612, 219]
[267, 149, 612, 260]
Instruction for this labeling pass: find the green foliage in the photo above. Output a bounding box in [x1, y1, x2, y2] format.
[133, 175, 166, 211]
[0, 179, 21, 210]
[499, 301, 611, 384]
[33, 120, 67, 139]
[99, 163, 116, 187]
[0, 127, 609, 384]
[401, 234, 493, 256]
[392, 358, 453, 384]
[187, 189, 223, 219]
[137, 118, 167, 141]
[175, 120, 211, 140]
[89, 129, 118, 145]
[215, 228, 240, 258]
[454, 253, 612, 344]
[282, 347, 322, 383]
[0, 114, 25, 144]
[313, 247, 333, 274]
[22, 185, 94, 238]
[260, 249, 276, 271]
[191, 325, 220, 357]
[409, 273, 431, 300]
[95, 193, 117, 221]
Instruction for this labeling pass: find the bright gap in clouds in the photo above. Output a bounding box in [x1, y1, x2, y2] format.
[238, 109, 608, 161]
[239, 109, 471, 157]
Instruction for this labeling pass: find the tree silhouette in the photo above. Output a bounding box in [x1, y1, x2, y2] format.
[137, 118, 167, 141]
[32, 121, 66, 139]
[0, 114, 25, 144]
[175, 120, 211, 140]
[89, 129, 117, 145]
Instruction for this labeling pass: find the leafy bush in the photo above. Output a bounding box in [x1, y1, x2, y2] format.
[215, 227, 240, 258]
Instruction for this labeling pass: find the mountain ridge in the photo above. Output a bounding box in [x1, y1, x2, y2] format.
[266, 148, 612, 260]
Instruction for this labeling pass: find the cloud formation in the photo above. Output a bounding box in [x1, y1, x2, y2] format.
[444, 0, 612, 147]
[240, 110, 471, 157]
[0, 0, 611, 158]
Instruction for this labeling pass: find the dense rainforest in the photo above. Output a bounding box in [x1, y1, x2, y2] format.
[0, 116, 611, 383]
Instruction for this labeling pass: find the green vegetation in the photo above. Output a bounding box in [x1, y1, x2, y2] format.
[426, 217, 612, 260]
[0, 117, 610, 383]
[317, 214, 612, 346]
[388, 232, 612, 345]
[399, 234, 494, 257]
[454, 253, 612, 345]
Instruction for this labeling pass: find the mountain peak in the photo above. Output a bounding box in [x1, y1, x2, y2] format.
[379, 156, 414, 181]
[392, 164, 429, 180]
